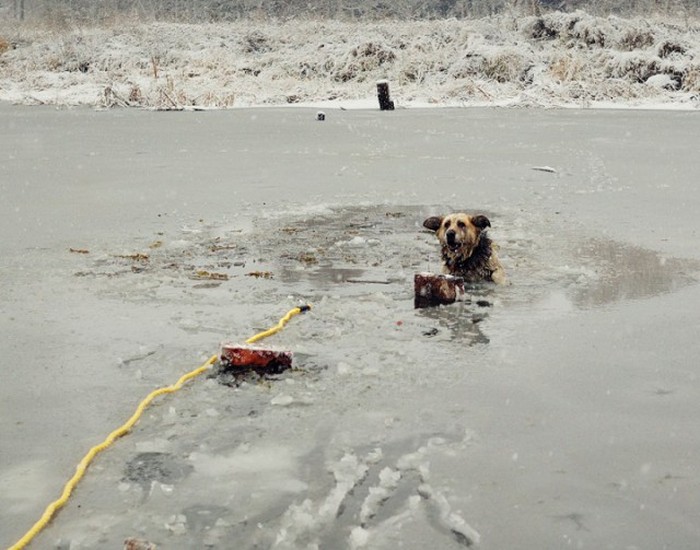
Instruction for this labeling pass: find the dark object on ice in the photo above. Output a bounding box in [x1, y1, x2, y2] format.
[220, 344, 293, 375]
[317, 111, 326, 121]
[414, 272, 464, 309]
[124, 538, 157, 550]
[376, 80, 395, 111]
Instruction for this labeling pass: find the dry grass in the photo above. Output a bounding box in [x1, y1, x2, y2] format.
[1, 13, 698, 109]
[549, 53, 587, 82]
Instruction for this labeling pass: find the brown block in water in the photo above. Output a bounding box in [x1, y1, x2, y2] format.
[414, 272, 464, 309]
[220, 344, 293, 375]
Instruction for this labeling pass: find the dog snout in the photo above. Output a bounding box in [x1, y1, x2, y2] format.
[446, 229, 457, 247]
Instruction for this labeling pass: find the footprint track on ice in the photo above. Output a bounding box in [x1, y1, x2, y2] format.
[273, 434, 480, 549]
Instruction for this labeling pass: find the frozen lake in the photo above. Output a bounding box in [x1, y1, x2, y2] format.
[2, 104, 700, 549]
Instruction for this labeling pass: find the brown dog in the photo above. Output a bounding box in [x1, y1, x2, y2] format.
[423, 213, 506, 284]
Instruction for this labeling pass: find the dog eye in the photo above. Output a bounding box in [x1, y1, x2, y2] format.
[443, 220, 451, 229]
[457, 221, 466, 229]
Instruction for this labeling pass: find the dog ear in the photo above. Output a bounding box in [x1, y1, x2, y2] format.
[423, 216, 443, 232]
[472, 215, 491, 230]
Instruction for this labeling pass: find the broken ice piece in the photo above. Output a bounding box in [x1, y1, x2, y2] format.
[271, 394, 294, 406]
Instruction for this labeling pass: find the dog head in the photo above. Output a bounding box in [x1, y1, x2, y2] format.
[423, 213, 491, 260]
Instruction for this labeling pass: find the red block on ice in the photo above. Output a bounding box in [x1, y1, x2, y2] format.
[219, 345, 293, 374]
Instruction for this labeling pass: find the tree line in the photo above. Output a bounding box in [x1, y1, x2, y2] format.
[6, 0, 699, 22]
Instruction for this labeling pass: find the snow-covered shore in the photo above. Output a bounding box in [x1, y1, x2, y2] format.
[1, 11, 699, 109]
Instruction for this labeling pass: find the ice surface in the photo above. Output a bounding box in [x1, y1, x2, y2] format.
[2, 105, 700, 549]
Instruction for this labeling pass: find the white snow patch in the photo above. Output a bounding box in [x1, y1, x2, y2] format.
[359, 467, 402, 524]
[646, 74, 677, 90]
[349, 526, 370, 548]
[273, 452, 370, 548]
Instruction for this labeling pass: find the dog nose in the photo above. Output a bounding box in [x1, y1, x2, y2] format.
[446, 230, 457, 246]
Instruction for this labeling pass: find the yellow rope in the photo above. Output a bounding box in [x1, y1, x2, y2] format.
[245, 304, 311, 344]
[8, 305, 310, 550]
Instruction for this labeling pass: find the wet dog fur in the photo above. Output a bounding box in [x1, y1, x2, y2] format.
[423, 213, 506, 284]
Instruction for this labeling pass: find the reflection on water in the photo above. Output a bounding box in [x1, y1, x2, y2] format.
[416, 297, 493, 346]
[279, 264, 368, 286]
[572, 239, 699, 308]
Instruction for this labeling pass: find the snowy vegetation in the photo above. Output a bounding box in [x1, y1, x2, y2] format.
[3, 0, 700, 22]
[0, 2, 698, 109]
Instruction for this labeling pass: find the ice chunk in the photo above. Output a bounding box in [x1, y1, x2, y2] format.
[347, 236, 366, 247]
[421, 483, 481, 546]
[337, 361, 351, 376]
[359, 467, 401, 524]
[271, 394, 294, 406]
[320, 453, 368, 517]
[349, 526, 370, 548]
[273, 453, 369, 547]
[378, 467, 401, 488]
[396, 448, 427, 472]
[165, 514, 187, 535]
[366, 448, 384, 464]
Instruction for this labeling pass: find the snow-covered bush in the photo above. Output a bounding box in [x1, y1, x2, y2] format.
[605, 50, 662, 82]
[618, 26, 655, 50]
[1, 12, 698, 108]
[333, 42, 397, 83]
[521, 11, 615, 48]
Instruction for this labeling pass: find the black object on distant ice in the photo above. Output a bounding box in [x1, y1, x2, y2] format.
[377, 80, 395, 111]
